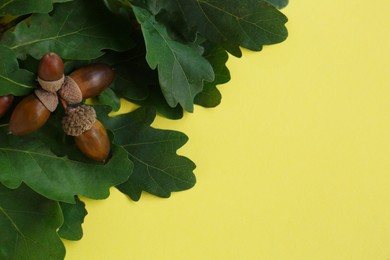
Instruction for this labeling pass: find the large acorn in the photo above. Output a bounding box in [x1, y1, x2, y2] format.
[62, 105, 110, 162]
[9, 89, 58, 136]
[37, 52, 65, 92]
[0, 94, 14, 119]
[58, 63, 114, 104]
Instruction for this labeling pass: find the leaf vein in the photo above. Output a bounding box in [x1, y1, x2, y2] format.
[127, 153, 193, 184]
[0, 206, 29, 251]
[0, 0, 13, 11]
[0, 75, 34, 90]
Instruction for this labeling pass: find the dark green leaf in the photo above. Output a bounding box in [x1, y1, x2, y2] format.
[1, 0, 134, 60]
[0, 184, 65, 259]
[0, 0, 72, 16]
[93, 88, 121, 112]
[17, 54, 39, 74]
[0, 118, 133, 203]
[112, 62, 152, 101]
[108, 34, 183, 119]
[63, 45, 152, 102]
[58, 196, 87, 241]
[96, 106, 196, 201]
[134, 84, 183, 120]
[0, 44, 36, 96]
[195, 43, 230, 107]
[132, 6, 215, 112]
[104, 0, 133, 20]
[203, 43, 230, 86]
[144, 0, 288, 57]
[264, 0, 288, 9]
[148, 1, 196, 42]
[194, 84, 222, 107]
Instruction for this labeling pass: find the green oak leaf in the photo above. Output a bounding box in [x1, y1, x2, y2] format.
[0, 184, 65, 259]
[63, 46, 152, 102]
[93, 88, 121, 112]
[104, 0, 133, 20]
[112, 63, 184, 119]
[95, 106, 196, 201]
[134, 84, 184, 120]
[17, 54, 39, 74]
[264, 0, 289, 9]
[1, 0, 134, 60]
[108, 34, 183, 119]
[194, 84, 221, 108]
[0, 44, 36, 96]
[112, 61, 152, 101]
[58, 196, 87, 241]
[0, 118, 133, 203]
[142, 0, 288, 57]
[132, 6, 215, 112]
[145, 1, 196, 42]
[195, 43, 230, 107]
[0, 0, 72, 16]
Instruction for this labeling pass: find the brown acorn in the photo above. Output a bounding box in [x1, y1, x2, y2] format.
[37, 52, 65, 92]
[58, 63, 114, 104]
[9, 94, 51, 136]
[0, 94, 14, 118]
[62, 105, 110, 162]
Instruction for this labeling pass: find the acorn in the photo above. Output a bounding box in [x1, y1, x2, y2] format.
[62, 105, 110, 162]
[37, 52, 65, 93]
[0, 94, 14, 118]
[58, 63, 114, 104]
[9, 93, 53, 136]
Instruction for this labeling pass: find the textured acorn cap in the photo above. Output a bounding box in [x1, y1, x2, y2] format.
[37, 74, 65, 93]
[34, 88, 59, 112]
[58, 76, 83, 104]
[62, 105, 96, 136]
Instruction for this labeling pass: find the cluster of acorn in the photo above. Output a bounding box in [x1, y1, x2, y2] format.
[0, 52, 115, 162]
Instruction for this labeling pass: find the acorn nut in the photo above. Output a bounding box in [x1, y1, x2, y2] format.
[9, 94, 51, 136]
[58, 63, 114, 104]
[0, 94, 14, 119]
[37, 52, 65, 92]
[62, 105, 110, 162]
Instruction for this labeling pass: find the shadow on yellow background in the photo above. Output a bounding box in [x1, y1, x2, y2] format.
[65, 1, 390, 259]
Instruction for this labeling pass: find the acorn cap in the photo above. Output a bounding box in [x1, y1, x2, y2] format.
[58, 76, 83, 104]
[37, 74, 65, 93]
[62, 105, 96, 136]
[34, 88, 59, 112]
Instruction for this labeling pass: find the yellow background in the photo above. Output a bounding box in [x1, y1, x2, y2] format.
[65, 1, 390, 259]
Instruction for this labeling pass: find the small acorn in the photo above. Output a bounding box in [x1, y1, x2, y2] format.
[58, 63, 114, 104]
[9, 94, 51, 136]
[37, 52, 65, 92]
[62, 105, 110, 162]
[0, 94, 14, 118]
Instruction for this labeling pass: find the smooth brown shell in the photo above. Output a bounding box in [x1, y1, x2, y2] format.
[69, 63, 114, 99]
[0, 95, 14, 118]
[9, 94, 51, 136]
[38, 52, 64, 81]
[74, 120, 110, 162]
